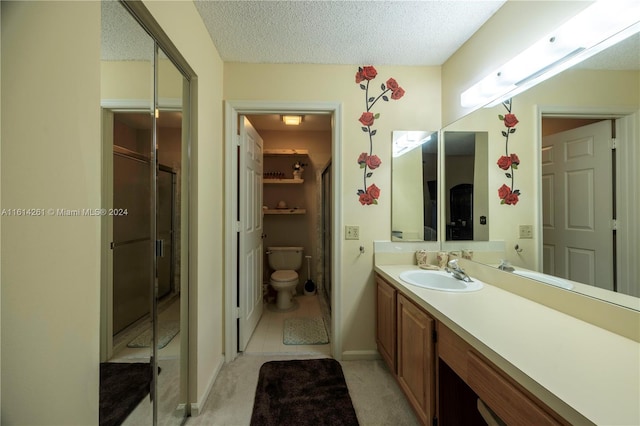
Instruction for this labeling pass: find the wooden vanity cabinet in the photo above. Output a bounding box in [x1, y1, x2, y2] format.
[439, 323, 568, 426]
[397, 294, 436, 425]
[376, 275, 435, 425]
[376, 276, 397, 371]
[375, 273, 569, 426]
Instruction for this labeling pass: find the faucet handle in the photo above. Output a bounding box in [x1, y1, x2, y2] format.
[447, 258, 459, 269]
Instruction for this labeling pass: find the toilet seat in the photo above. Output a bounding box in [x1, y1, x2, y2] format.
[271, 270, 297, 282]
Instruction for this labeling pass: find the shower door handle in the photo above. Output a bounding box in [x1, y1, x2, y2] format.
[155, 239, 164, 257]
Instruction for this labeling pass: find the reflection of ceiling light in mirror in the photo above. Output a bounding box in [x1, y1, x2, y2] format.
[461, 0, 640, 109]
[282, 115, 303, 125]
[393, 131, 433, 157]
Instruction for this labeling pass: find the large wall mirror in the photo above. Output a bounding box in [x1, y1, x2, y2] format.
[391, 32, 638, 310]
[443, 131, 488, 241]
[440, 32, 639, 309]
[391, 131, 438, 241]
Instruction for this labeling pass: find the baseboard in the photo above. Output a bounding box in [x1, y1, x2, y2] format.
[341, 350, 381, 361]
[190, 355, 224, 416]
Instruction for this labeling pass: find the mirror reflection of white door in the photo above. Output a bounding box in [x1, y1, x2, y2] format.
[238, 117, 264, 351]
[542, 120, 613, 290]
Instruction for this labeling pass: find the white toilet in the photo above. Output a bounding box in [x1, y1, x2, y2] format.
[267, 246, 303, 311]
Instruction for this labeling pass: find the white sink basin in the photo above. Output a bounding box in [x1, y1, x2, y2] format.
[513, 270, 574, 290]
[399, 269, 483, 292]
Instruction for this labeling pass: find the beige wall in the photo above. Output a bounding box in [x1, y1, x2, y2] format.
[225, 64, 441, 356]
[1, 2, 101, 423]
[392, 146, 425, 239]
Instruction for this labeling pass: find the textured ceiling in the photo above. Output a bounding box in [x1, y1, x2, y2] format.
[576, 33, 640, 70]
[103, 0, 639, 70]
[193, 0, 506, 65]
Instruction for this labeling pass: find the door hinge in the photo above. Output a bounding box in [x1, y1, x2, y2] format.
[610, 138, 617, 150]
[432, 329, 438, 343]
[235, 306, 241, 319]
[235, 135, 241, 147]
[155, 239, 164, 257]
[611, 219, 618, 231]
[236, 221, 241, 232]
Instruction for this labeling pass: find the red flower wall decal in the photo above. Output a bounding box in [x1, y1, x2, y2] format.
[354, 66, 405, 205]
[497, 99, 521, 205]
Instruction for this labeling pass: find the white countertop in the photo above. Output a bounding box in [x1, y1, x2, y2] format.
[375, 264, 640, 426]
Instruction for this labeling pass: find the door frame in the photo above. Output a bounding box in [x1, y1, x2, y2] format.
[224, 100, 343, 362]
[534, 105, 639, 294]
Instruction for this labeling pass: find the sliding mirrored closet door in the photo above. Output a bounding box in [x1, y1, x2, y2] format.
[101, 1, 191, 425]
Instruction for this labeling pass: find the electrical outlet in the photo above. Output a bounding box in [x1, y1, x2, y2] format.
[345, 225, 360, 240]
[519, 225, 533, 239]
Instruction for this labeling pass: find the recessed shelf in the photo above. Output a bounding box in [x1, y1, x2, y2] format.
[263, 178, 304, 184]
[264, 209, 306, 215]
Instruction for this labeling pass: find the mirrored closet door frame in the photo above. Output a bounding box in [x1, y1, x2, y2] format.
[101, 1, 195, 425]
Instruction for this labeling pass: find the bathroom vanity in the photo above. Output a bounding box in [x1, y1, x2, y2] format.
[374, 261, 640, 426]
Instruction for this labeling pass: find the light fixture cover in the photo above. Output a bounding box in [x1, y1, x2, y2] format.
[282, 115, 303, 126]
[461, 0, 640, 109]
[392, 131, 433, 157]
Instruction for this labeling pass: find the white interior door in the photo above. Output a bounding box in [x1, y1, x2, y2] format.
[238, 116, 264, 350]
[542, 120, 613, 289]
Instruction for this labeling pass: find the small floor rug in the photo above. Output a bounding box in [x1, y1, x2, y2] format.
[99, 362, 154, 426]
[283, 317, 329, 345]
[127, 320, 179, 349]
[250, 359, 359, 426]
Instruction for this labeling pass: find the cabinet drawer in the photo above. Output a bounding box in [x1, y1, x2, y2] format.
[467, 351, 564, 426]
[437, 322, 471, 380]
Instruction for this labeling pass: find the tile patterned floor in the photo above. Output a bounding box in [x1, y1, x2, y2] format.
[245, 295, 331, 356]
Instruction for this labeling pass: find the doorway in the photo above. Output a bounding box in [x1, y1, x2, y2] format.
[224, 101, 343, 362]
[241, 113, 333, 355]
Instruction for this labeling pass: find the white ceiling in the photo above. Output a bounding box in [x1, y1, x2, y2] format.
[193, 0, 506, 66]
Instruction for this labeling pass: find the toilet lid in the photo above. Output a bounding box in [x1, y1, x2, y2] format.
[271, 270, 297, 282]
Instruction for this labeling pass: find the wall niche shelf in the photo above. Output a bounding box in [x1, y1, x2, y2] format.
[264, 208, 306, 215]
[263, 178, 304, 184]
[263, 148, 309, 156]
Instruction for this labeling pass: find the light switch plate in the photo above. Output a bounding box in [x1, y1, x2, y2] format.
[345, 225, 360, 240]
[519, 225, 533, 239]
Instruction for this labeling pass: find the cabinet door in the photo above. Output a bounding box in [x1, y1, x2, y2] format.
[397, 294, 435, 425]
[376, 276, 396, 372]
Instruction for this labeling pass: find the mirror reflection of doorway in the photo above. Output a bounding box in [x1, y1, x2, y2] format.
[102, 109, 185, 426]
[110, 113, 181, 344]
[448, 183, 473, 240]
[541, 118, 614, 291]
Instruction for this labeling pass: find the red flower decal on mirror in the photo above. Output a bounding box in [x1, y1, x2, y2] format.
[354, 66, 405, 205]
[497, 99, 521, 205]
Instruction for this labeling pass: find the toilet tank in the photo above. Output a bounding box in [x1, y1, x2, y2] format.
[267, 247, 304, 271]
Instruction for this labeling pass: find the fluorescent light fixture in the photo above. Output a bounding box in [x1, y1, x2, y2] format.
[393, 131, 433, 157]
[461, 0, 640, 109]
[282, 115, 303, 126]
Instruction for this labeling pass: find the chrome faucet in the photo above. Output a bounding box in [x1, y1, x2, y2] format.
[445, 259, 473, 282]
[498, 259, 515, 272]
